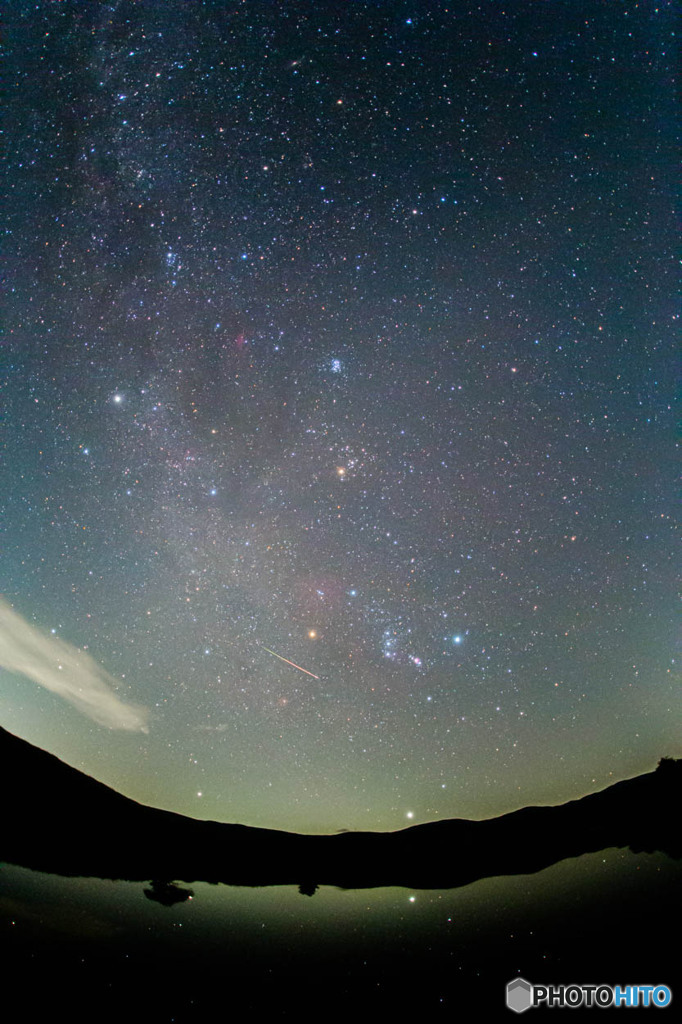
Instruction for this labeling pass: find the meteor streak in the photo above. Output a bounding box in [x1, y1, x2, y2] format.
[260, 645, 320, 679]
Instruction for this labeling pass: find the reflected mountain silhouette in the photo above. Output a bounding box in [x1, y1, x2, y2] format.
[1, 727, 679, 892]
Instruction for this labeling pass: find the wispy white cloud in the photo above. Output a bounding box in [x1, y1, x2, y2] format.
[0, 600, 149, 732]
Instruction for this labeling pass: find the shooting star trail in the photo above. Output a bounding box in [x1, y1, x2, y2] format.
[260, 646, 320, 679]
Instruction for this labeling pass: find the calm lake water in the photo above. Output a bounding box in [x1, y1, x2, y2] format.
[2, 849, 679, 1019]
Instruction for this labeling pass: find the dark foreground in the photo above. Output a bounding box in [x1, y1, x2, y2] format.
[1, 727, 680, 1018]
[2, 850, 680, 1021]
[1, 726, 680, 889]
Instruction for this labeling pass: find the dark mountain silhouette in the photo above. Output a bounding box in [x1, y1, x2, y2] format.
[1, 726, 679, 890]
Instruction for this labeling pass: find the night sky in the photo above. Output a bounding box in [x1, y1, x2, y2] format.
[3, 1, 678, 833]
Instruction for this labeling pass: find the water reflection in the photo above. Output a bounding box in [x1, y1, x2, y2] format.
[144, 880, 194, 906]
[2, 849, 679, 1018]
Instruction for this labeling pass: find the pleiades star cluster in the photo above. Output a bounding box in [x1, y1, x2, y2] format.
[3, 1, 677, 832]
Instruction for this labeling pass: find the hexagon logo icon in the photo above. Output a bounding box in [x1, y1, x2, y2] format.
[507, 977, 533, 1013]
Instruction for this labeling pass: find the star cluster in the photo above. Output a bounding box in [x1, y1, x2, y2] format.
[3, 1, 678, 831]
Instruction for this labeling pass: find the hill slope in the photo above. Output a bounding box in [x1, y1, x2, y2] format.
[1, 726, 679, 888]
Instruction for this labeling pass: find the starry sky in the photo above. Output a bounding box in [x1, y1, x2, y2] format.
[3, 1, 678, 833]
